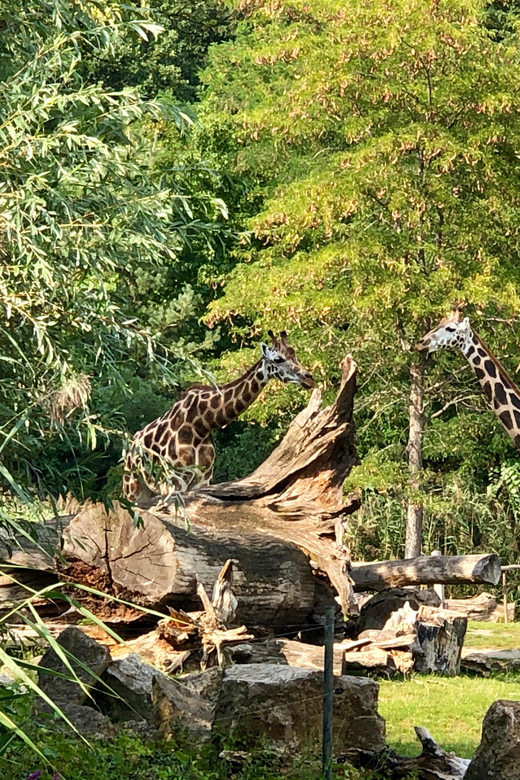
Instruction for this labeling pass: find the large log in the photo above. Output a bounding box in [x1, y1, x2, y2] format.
[350, 553, 501, 591]
[59, 357, 360, 623]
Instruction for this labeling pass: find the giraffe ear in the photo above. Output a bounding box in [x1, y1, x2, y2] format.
[261, 342, 270, 358]
[462, 317, 470, 327]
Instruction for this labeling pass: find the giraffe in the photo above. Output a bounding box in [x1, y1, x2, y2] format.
[416, 309, 520, 450]
[122, 330, 316, 504]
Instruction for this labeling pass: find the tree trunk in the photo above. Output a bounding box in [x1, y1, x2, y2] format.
[405, 359, 424, 558]
[59, 357, 361, 623]
[350, 553, 501, 591]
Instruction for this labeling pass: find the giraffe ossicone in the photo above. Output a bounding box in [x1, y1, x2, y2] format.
[417, 309, 520, 450]
[122, 330, 316, 505]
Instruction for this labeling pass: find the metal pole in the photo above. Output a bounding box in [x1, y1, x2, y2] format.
[322, 606, 334, 780]
[503, 570, 509, 624]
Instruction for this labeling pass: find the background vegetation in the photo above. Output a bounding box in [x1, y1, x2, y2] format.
[3, 0, 520, 579]
[4, 0, 520, 774]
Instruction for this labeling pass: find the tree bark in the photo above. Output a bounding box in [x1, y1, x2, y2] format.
[59, 357, 361, 623]
[350, 553, 501, 591]
[405, 359, 424, 558]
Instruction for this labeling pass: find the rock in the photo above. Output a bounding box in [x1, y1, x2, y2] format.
[37, 626, 110, 707]
[465, 699, 520, 780]
[152, 667, 223, 743]
[52, 703, 116, 739]
[461, 648, 520, 675]
[355, 588, 441, 635]
[97, 654, 158, 724]
[214, 664, 385, 755]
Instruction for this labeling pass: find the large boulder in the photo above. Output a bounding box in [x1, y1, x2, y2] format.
[97, 654, 159, 724]
[37, 626, 111, 707]
[50, 703, 116, 739]
[150, 663, 385, 755]
[465, 699, 520, 780]
[152, 667, 223, 743]
[214, 664, 385, 755]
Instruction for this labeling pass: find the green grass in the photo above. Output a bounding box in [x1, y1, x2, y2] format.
[464, 619, 520, 649]
[379, 670, 520, 758]
[377, 621, 520, 759]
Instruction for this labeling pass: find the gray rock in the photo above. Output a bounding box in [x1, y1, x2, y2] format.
[152, 666, 223, 743]
[98, 653, 158, 723]
[214, 664, 385, 755]
[37, 626, 110, 707]
[465, 699, 520, 780]
[37, 702, 116, 739]
[461, 648, 520, 674]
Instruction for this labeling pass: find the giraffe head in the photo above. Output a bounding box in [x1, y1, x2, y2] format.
[261, 330, 316, 388]
[416, 310, 471, 354]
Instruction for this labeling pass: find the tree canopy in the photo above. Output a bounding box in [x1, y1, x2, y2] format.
[200, 0, 520, 556]
[0, 0, 233, 503]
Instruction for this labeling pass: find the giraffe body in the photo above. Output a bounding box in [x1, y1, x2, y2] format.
[416, 312, 520, 449]
[122, 331, 315, 503]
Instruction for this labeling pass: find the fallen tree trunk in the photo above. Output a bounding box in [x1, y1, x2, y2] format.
[60, 357, 360, 623]
[344, 725, 470, 780]
[350, 553, 501, 591]
[445, 592, 515, 622]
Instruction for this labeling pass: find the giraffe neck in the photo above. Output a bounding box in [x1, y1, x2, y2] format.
[460, 327, 520, 449]
[196, 359, 271, 432]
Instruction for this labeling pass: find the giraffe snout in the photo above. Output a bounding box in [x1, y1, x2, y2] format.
[415, 338, 429, 352]
[300, 372, 317, 389]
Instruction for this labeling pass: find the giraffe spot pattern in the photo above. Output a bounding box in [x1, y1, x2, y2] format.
[216, 409, 228, 426]
[500, 409, 513, 430]
[512, 395, 520, 411]
[514, 410, 520, 430]
[484, 360, 497, 378]
[495, 383, 507, 406]
[178, 426, 192, 444]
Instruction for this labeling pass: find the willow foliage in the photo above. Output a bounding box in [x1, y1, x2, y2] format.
[0, 0, 219, 502]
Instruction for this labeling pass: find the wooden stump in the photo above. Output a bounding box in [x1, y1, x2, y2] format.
[414, 606, 467, 676]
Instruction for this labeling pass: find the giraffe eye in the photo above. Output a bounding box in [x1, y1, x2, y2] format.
[274, 356, 284, 364]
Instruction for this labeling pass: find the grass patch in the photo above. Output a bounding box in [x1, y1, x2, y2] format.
[464, 619, 520, 649]
[378, 670, 520, 758]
